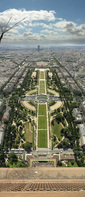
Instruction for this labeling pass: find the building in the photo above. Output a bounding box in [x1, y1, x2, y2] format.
[0, 99, 3, 112]
[38, 45, 40, 51]
[48, 72, 52, 80]
[31, 72, 36, 79]
[0, 124, 5, 145]
[78, 124, 85, 146]
[2, 106, 11, 123]
[73, 108, 82, 123]
[26, 154, 59, 167]
[60, 154, 75, 161]
[81, 101, 85, 115]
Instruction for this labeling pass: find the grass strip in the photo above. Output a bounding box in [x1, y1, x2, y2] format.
[38, 104, 46, 115]
[38, 130, 47, 148]
[38, 115, 47, 129]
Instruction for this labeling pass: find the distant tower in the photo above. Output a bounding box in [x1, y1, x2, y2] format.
[38, 45, 40, 51]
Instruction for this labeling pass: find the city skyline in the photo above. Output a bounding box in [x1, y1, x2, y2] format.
[0, 0, 85, 46]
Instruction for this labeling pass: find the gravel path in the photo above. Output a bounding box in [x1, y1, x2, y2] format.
[50, 101, 63, 111]
[21, 101, 36, 111]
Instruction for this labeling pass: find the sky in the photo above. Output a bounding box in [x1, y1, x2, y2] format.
[0, 0, 85, 46]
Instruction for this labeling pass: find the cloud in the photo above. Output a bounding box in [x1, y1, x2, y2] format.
[29, 22, 53, 29]
[0, 9, 56, 23]
[0, 8, 85, 45]
[3, 28, 85, 45]
[54, 20, 85, 36]
[0, 8, 56, 36]
[41, 29, 58, 35]
[54, 20, 76, 32]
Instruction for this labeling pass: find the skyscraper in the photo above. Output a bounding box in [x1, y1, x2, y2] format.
[38, 45, 40, 51]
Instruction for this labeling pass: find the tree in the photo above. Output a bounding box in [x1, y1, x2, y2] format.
[0, 145, 5, 167]
[0, 17, 26, 42]
[58, 161, 62, 166]
[23, 142, 32, 151]
[62, 138, 70, 149]
[82, 145, 85, 155]
[71, 160, 75, 165]
[51, 119, 54, 126]
[55, 113, 63, 123]
[58, 138, 70, 149]
[8, 152, 18, 165]
[53, 135, 56, 142]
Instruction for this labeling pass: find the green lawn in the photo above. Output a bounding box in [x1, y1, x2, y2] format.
[40, 71, 44, 79]
[52, 121, 63, 140]
[24, 122, 33, 143]
[40, 81, 45, 94]
[38, 104, 46, 115]
[38, 103, 47, 148]
[38, 116, 47, 129]
[67, 161, 78, 167]
[37, 96, 48, 100]
[38, 130, 47, 148]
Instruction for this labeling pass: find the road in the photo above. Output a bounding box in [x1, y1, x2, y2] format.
[31, 148, 74, 158]
[21, 95, 61, 102]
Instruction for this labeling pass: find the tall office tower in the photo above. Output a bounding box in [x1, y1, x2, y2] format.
[38, 45, 40, 51]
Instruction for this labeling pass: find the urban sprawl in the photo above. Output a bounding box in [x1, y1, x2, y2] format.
[0, 46, 85, 168]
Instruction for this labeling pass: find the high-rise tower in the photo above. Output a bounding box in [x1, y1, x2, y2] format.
[38, 45, 40, 51]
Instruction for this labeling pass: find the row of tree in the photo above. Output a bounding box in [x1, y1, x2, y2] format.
[48, 67, 85, 166]
[0, 69, 38, 166]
